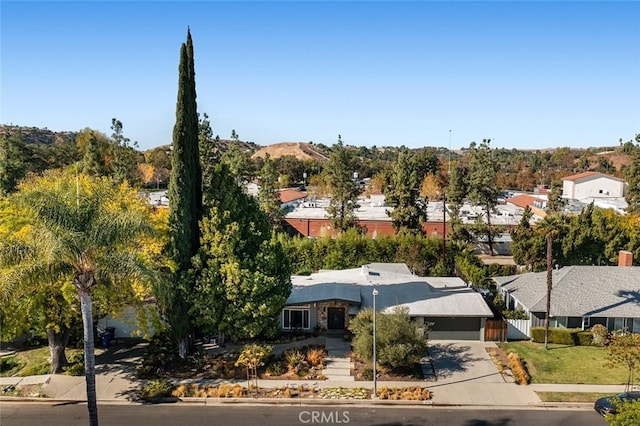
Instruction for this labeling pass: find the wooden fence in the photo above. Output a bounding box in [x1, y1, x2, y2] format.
[484, 319, 508, 342]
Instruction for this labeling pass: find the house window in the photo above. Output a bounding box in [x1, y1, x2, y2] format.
[613, 317, 626, 332]
[582, 316, 591, 330]
[283, 308, 310, 330]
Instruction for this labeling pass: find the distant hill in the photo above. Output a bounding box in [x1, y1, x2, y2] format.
[251, 142, 328, 162]
[0, 125, 77, 145]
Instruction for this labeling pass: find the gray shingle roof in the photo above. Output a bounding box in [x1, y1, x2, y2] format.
[288, 264, 493, 317]
[497, 266, 640, 317]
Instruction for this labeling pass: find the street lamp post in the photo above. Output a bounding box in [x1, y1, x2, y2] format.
[372, 288, 379, 398]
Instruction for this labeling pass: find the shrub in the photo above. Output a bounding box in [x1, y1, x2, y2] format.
[63, 351, 84, 376]
[266, 360, 285, 376]
[0, 356, 24, 376]
[507, 352, 530, 385]
[306, 348, 325, 367]
[20, 360, 50, 376]
[591, 324, 609, 346]
[377, 386, 431, 401]
[284, 348, 306, 372]
[361, 367, 373, 380]
[140, 379, 174, 399]
[136, 332, 178, 379]
[530, 327, 593, 346]
[350, 306, 429, 368]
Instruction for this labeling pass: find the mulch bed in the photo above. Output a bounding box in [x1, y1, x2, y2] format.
[352, 356, 424, 381]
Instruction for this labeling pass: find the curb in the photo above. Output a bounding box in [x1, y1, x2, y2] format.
[0, 396, 594, 411]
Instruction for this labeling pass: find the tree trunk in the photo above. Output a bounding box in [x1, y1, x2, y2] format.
[544, 234, 553, 350]
[486, 206, 495, 256]
[79, 290, 99, 426]
[47, 327, 70, 374]
[178, 337, 188, 360]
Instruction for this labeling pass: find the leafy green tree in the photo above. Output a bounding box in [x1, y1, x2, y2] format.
[510, 206, 543, 270]
[606, 333, 640, 392]
[163, 29, 202, 359]
[349, 306, 430, 369]
[546, 180, 565, 214]
[193, 164, 292, 342]
[198, 112, 218, 189]
[324, 137, 360, 233]
[384, 149, 428, 235]
[81, 130, 107, 176]
[607, 399, 640, 425]
[562, 203, 606, 265]
[625, 135, 640, 213]
[467, 139, 500, 256]
[0, 131, 29, 196]
[221, 134, 251, 184]
[108, 118, 140, 185]
[235, 344, 272, 391]
[446, 162, 470, 242]
[0, 170, 155, 426]
[258, 153, 284, 227]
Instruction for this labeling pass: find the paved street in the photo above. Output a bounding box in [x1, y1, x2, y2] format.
[0, 403, 606, 426]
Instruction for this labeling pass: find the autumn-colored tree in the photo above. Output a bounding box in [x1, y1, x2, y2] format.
[0, 170, 156, 426]
[606, 332, 640, 392]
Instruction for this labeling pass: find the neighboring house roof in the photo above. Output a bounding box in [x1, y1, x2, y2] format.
[288, 264, 493, 318]
[562, 171, 625, 183]
[279, 189, 307, 204]
[496, 266, 640, 318]
[506, 194, 547, 218]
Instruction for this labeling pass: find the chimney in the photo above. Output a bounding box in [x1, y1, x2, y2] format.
[619, 250, 634, 267]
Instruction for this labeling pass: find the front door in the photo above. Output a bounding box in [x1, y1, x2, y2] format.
[327, 307, 345, 330]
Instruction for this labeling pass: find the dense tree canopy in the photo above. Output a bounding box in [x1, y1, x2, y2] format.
[0, 170, 156, 426]
[162, 29, 202, 359]
[324, 138, 361, 233]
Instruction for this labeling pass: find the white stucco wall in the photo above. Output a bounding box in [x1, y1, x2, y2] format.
[96, 304, 158, 338]
[563, 176, 625, 199]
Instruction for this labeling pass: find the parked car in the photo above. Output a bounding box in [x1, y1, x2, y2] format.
[594, 391, 640, 417]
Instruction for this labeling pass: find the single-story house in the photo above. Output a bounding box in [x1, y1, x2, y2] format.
[495, 261, 640, 336]
[283, 263, 494, 340]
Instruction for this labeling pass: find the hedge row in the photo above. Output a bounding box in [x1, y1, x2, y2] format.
[530, 327, 593, 346]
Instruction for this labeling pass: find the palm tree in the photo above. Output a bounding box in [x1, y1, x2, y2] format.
[0, 170, 154, 426]
[535, 213, 568, 350]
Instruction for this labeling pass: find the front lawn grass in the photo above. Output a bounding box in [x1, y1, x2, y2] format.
[498, 341, 627, 384]
[536, 392, 611, 403]
[0, 346, 83, 377]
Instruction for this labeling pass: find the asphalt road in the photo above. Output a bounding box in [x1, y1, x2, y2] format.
[0, 403, 606, 426]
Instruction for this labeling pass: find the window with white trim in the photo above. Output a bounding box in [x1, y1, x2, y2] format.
[282, 308, 310, 330]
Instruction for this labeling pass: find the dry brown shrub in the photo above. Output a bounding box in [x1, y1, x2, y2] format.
[306, 348, 325, 367]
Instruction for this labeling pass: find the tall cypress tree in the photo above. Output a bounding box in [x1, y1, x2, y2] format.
[164, 28, 202, 359]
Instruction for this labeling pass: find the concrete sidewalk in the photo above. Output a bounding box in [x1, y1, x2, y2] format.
[0, 338, 626, 407]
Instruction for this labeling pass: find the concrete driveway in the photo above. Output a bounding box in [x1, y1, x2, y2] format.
[427, 340, 509, 384]
[424, 340, 541, 406]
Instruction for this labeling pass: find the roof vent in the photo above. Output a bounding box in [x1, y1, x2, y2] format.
[361, 265, 370, 277]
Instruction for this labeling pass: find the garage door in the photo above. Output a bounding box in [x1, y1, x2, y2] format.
[424, 317, 481, 340]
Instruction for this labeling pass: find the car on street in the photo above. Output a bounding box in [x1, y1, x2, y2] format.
[594, 391, 640, 417]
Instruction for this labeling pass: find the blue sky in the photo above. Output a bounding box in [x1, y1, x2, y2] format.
[2, 1, 639, 151]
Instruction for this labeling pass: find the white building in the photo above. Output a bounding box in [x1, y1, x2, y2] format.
[562, 171, 626, 200]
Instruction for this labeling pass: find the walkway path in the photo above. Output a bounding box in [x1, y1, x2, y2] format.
[323, 336, 354, 382]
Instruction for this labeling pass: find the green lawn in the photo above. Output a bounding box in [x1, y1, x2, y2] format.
[0, 346, 83, 377]
[498, 341, 628, 384]
[536, 392, 611, 403]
